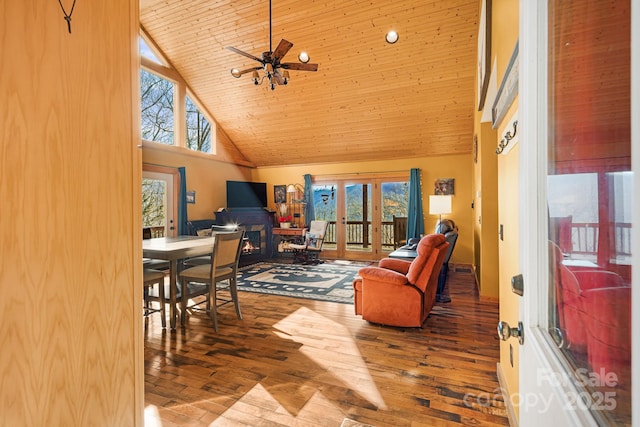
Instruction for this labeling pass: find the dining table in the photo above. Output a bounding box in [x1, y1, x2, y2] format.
[142, 235, 216, 329]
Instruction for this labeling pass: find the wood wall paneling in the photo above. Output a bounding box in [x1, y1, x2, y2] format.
[0, 1, 140, 425]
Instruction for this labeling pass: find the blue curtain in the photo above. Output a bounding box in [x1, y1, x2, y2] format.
[407, 168, 425, 239]
[178, 167, 188, 235]
[303, 174, 315, 224]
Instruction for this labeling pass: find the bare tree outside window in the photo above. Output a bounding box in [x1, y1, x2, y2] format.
[141, 69, 174, 144]
[186, 95, 211, 152]
[142, 178, 166, 227]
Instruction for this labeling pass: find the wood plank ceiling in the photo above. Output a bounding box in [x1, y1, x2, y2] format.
[140, 0, 479, 167]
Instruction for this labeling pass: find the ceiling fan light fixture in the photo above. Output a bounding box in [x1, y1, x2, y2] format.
[298, 52, 310, 63]
[226, 0, 318, 90]
[385, 30, 399, 44]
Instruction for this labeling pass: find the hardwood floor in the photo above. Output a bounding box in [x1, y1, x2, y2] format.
[144, 263, 509, 427]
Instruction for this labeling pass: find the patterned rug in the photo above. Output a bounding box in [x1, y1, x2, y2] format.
[236, 261, 365, 304]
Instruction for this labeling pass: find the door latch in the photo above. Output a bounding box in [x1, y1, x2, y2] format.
[497, 321, 524, 345]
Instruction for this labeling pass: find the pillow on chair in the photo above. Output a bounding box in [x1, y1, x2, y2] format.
[306, 233, 319, 249]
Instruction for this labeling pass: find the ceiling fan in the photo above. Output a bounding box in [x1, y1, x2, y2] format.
[226, 0, 318, 90]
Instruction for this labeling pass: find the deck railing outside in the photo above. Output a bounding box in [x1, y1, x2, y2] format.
[568, 222, 631, 259]
[323, 221, 397, 250]
[322, 221, 632, 260]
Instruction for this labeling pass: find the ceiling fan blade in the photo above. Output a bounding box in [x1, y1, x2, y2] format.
[272, 39, 293, 62]
[235, 66, 262, 76]
[225, 46, 264, 63]
[281, 62, 319, 72]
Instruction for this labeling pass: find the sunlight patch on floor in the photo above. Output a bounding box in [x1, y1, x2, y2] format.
[144, 405, 162, 427]
[210, 383, 345, 426]
[272, 306, 387, 410]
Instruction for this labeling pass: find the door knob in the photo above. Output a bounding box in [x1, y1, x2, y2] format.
[497, 320, 524, 345]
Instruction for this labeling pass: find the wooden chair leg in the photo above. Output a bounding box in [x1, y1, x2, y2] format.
[229, 278, 242, 320]
[208, 284, 218, 332]
[157, 280, 166, 329]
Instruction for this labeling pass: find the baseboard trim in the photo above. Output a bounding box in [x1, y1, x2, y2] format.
[496, 362, 518, 427]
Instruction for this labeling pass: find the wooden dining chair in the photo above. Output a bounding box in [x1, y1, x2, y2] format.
[143, 268, 166, 328]
[178, 230, 244, 331]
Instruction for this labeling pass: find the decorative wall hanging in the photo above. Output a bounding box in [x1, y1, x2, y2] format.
[434, 178, 455, 196]
[492, 41, 519, 128]
[274, 185, 286, 204]
[57, 0, 78, 33]
[186, 191, 196, 204]
[477, 0, 492, 110]
[473, 134, 478, 164]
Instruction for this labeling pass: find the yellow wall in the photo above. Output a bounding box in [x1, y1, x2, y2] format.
[473, 120, 499, 300]
[142, 148, 476, 264]
[1, 1, 141, 425]
[485, 0, 521, 423]
[143, 143, 254, 220]
[253, 155, 474, 265]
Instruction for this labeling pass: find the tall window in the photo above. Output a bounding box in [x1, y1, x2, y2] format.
[140, 69, 175, 145]
[186, 95, 212, 153]
[139, 34, 216, 153]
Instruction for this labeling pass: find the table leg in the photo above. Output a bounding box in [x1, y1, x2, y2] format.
[169, 259, 177, 329]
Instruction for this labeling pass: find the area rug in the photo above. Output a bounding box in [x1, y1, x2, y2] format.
[236, 261, 365, 304]
[340, 418, 375, 427]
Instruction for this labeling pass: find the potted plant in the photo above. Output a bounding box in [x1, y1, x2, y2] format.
[279, 215, 292, 228]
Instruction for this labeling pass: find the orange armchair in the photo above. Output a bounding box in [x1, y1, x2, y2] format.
[352, 234, 449, 327]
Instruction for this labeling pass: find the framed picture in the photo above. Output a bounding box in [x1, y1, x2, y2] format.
[473, 134, 478, 164]
[186, 190, 196, 204]
[492, 41, 519, 128]
[434, 178, 455, 195]
[477, 0, 492, 110]
[274, 185, 286, 204]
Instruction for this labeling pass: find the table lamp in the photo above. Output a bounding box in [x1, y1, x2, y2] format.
[429, 195, 452, 224]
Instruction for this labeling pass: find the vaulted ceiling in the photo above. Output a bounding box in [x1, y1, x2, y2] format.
[140, 0, 479, 167]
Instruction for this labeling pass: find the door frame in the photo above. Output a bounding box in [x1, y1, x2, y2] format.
[142, 164, 179, 237]
[314, 172, 409, 260]
[518, 1, 638, 425]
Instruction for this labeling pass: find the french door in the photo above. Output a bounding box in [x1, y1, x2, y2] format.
[313, 174, 409, 260]
[517, 1, 635, 425]
[142, 167, 177, 237]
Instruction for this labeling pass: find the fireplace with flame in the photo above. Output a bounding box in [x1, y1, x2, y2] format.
[242, 230, 261, 255]
[215, 210, 275, 265]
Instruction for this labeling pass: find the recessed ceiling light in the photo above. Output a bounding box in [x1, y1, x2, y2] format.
[298, 51, 310, 63]
[385, 30, 399, 44]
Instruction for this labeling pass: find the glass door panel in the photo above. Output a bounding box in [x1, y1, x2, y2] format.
[312, 183, 337, 252]
[312, 177, 409, 260]
[344, 181, 373, 258]
[142, 171, 175, 237]
[543, 1, 631, 424]
[381, 181, 409, 253]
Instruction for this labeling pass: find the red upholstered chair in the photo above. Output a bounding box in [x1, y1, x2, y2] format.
[352, 234, 449, 327]
[581, 286, 631, 385]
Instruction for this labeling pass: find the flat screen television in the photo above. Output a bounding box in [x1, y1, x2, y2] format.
[226, 180, 268, 209]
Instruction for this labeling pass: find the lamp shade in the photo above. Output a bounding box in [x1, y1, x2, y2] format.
[429, 195, 452, 215]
